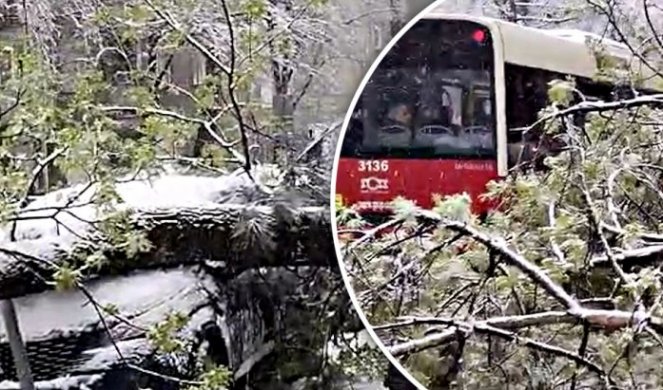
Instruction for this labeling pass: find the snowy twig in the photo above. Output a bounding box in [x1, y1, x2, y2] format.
[0, 205, 332, 299]
[143, 0, 231, 76]
[9, 147, 67, 241]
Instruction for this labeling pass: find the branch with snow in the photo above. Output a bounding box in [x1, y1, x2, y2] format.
[346, 206, 661, 380]
[0, 173, 332, 300]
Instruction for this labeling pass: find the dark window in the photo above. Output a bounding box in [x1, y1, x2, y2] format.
[505, 63, 619, 170]
[341, 20, 497, 160]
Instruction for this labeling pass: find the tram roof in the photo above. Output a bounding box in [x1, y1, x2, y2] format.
[423, 12, 663, 91]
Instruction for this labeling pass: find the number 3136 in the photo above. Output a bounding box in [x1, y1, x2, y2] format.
[358, 160, 389, 172]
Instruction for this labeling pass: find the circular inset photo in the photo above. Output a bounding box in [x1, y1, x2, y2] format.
[332, 1, 663, 388]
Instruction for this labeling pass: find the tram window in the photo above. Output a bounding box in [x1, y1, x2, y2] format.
[505, 64, 622, 170]
[505, 64, 552, 169]
[339, 19, 497, 160]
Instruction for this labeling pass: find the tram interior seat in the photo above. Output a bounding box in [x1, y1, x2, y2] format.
[462, 126, 494, 149]
[377, 124, 411, 148]
[413, 104, 458, 148]
[413, 125, 455, 147]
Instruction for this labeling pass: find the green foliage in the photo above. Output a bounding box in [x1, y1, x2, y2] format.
[433, 192, 472, 223]
[193, 75, 224, 109]
[306, 0, 329, 7]
[200, 143, 231, 168]
[0, 0, 361, 386]
[186, 365, 232, 390]
[98, 209, 153, 258]
[547, 78, 576, 106]
[343, 25, 663, 387]
[390, 196, 418, 220]
[147, 311, 189, 354]
[52, 263, 82, 291]
[591, 42, 625, 83]
[243, 0, 267, 20]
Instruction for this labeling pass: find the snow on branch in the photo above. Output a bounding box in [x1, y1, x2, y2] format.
[385, 317, 606, 378]
[382, 308, 663, 356]
[0, 173, 333, 300]
[347, 208, 662, 360]
[523, 93, 663, 133]
[413, 210, 580, 310]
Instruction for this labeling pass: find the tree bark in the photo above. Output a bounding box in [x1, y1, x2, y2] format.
[0, 205, 333, 300]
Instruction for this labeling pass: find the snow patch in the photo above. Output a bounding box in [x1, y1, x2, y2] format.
[326, 329, 374, 363]
[74, 338, 152, 372]
[1, 172, 257, 244]
[0, 267, 207, 342]
[0, 374, 102, 390]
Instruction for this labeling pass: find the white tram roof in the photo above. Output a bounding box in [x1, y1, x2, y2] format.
[424, 12, 663, 91]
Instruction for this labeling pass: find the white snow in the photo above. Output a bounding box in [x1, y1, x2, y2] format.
[0, 374, 102, 390]
[541, 28, 631, 55]
[74, 338, 152, 371]
[0, 267, 211, 342]
[0, 171, 256, 244]
[326, 329, 375, 363]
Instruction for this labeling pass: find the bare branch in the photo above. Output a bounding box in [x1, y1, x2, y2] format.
[143, 0, 231, 76]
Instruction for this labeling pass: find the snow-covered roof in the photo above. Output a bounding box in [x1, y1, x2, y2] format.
[424, 11, 663, 91]
[541, 28, 630, 54]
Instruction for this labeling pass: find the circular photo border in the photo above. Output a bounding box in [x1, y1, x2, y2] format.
[329, 1, 453, 388]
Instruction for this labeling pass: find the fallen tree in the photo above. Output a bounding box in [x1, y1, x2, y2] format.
[0, 203, 333, 300]
[0, 171, 395, 389]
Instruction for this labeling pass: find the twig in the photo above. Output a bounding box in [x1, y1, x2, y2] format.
[143, 0, 230, 75]
[9, 147, 66, 240]
[418, 210, 580, 310]
[293, 120, 342, 163]
[386, 317, 606, 379]
[219, 0, 252, 177]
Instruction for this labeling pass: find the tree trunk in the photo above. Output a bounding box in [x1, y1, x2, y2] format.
[0, 205, 332, 300]
[266, 0, 296, 165]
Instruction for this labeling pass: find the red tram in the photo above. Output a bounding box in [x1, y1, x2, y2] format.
[334, 12, 662, 226]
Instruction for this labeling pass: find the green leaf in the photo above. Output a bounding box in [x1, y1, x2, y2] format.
[95, 180, 122, 205]
[103, 303, 120, 316]
[547, 79, 575, 106]
[200, 143, 230, 168]
[125, 86, 155, 107]
[390, 196, 418, 220]
[243, 0, 267, 20]
[84, 251, 108, 271]
[433, 192, 472, 222]
[494, 275, 513, 291]
[53, 264, 82, 291]
[124, 232, 153, 258]
[187, 366, 232, 390]
[127, 4, 151, 22]
[148, 312, 189, 354]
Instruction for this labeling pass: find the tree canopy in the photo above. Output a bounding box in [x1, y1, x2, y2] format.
[0, 0, 395, 388]
[337, 1, 663, 389]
